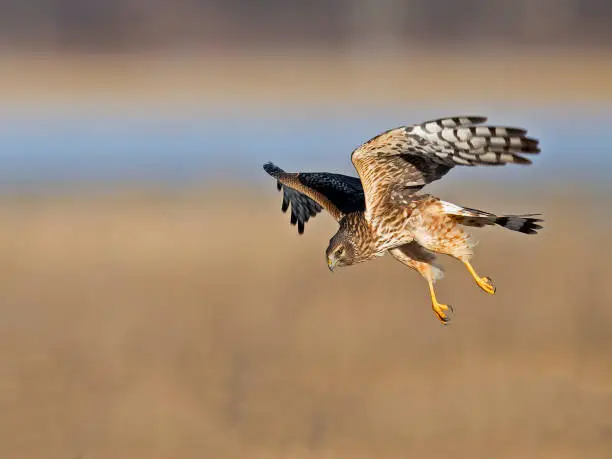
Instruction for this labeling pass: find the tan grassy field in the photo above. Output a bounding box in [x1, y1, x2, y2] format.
[3, 49, 612, 109]
[0, 188, 610, 459]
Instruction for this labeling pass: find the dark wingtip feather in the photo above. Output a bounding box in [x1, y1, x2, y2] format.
[453, 115, 487, 125]
[264, 163, 284, 190]
[469, 116, 488, 124]
[505, 127, 528, 136]
[521, 138, 540, 154]
[298, 221, 305, 234]
[512, 154, 532, 165]
[263, 162, 283, 177]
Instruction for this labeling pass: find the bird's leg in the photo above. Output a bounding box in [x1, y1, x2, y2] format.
[463, 261, 496, 295]
[389, 244, 452, 324]
[428, 279, 453, 324]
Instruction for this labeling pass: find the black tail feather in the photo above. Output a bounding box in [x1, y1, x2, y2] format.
[495, 214, 543, 234]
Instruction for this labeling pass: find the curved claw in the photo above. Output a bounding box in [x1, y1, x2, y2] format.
[464, 262, 496, 295]
[433, 302, 454, 325]
[477, 276, 496, 295]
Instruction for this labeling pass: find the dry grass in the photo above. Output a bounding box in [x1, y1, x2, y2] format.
[3, 49, 612, 109]
[0, 187, 610, 459]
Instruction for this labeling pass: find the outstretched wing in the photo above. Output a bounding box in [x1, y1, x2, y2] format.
[351, 116, 540, 220]
[263, 162, 365, 234]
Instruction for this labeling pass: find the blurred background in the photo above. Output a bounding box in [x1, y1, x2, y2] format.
[0, 1, 611, 458]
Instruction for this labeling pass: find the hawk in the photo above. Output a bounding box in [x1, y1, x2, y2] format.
[263, 116, 542, 324]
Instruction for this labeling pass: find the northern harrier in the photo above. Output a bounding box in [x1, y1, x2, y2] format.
[263, 116, 542, 323]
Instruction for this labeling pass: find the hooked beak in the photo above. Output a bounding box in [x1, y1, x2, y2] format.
[327, 256, 336, 272]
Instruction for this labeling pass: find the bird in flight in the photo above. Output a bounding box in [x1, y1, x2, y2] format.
[263, 116, 542, 324]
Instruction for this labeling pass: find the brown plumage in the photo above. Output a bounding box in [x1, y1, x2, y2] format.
[264, 116, 543, 324]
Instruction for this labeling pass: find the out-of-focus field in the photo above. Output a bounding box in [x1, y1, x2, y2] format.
[0, 188, 610, 459]
[3, 50, 612, 108]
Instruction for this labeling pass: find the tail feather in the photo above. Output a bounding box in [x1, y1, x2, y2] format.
[441, 201, 543, 235]
[494, 215, 543, 234]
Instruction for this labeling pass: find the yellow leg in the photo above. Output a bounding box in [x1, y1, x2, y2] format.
[428, 280, 453, 324]
[463, 261, 496, 295]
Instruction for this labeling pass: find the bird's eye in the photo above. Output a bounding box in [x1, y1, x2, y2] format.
[335, 247, 344, 257]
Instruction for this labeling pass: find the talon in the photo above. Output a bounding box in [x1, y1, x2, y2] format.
[464, 261, 496, 295]
[433, 301, 453, 324]
[476, 276, 496, 295]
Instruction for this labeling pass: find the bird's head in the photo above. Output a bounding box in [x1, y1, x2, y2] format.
[325, 228, 357, 271]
